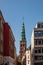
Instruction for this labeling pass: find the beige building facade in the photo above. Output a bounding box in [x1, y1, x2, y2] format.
[31, 22, 43, 65]
[26, 48, 31, 65]
[22, 46, 31, 65]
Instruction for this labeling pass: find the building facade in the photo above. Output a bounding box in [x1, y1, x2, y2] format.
[31, 22, 43, 65]
[22, 46, 31, 65]
[26, 47, 31, 65]
[3, 23, 15, 65]
[0, 11, 16, 65]
[0, 10, 5, 65]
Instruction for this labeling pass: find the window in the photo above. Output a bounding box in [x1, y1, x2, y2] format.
[21, 44, 22, 47]
[42, 40, 43, 44]
[21, 51, 23, 53]
[38, 40, 41, 45]
[34, 56, 37, 60]
[41, 24, 43, 28]
[28, 56, 29, 59]
[34, 40, 37, 45]
[38, 49, 41, 53]
[23, 44, 24, 46]
[28, 51, 29, 53]
[42, 48, 43, 53]
[41, 31, 43, 36]
[34, 32, 38, 37]
[37, 56, 42, 60]
[38, 32, 41, 36]
[38, 23, 43, 28]
[42, 56, 43, 60]
[35, 48, 41, 53]
[28, 60, 29, 64]
[38, 24, 40, 28]
[36, 56, 43, 60]
[35, 50, 37, 53]
[34, 31, 43, 37]
[37, 56, 40, 60]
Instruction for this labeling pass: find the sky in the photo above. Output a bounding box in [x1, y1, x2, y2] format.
[0, 0, 43, 55]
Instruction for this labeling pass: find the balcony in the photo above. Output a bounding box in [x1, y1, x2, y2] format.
[34, 60, 43, 63]
[34, 28, 43, 31]
[34, 53, 43, 55]
[34, 36, 43, 39]
[34, 45, 43, 47]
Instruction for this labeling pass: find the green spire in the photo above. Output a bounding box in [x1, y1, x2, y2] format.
[20, 18, 26, 41]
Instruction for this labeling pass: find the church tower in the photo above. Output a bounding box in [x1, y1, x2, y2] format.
[20, 19, 26, 59]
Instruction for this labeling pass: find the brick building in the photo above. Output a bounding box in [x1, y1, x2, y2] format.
[0, 10, 16, 65]
[3, 23, 15, 65]
[0, 10, 5, 65]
